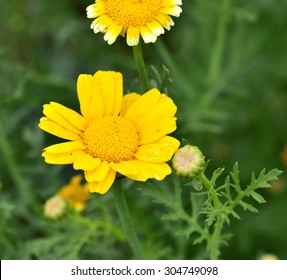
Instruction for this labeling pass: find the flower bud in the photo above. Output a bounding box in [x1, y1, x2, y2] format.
[44, 195, 66, 220]
[172, 145, 205, 178]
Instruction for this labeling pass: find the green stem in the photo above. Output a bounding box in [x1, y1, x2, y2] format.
[132, 42, 149, 92]
[200, 0, 231, 108]
[0, 121, 33, 206]
[198, 172, 221, 208]
[198, 172, 223, 260]
[112, 180, 145, 259]
[207, 0, 230, 85]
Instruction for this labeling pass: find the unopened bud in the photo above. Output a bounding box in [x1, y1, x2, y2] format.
[172, 145, 205, 178]
[44, 195, 66, 220]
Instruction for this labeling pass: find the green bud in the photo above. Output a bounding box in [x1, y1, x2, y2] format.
[44, 195, 66, 220]
[172, 145, 205, 178]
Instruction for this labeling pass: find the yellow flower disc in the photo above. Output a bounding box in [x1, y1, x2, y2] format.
[105, 0, 161, 29]
[82, 116, 139, 163]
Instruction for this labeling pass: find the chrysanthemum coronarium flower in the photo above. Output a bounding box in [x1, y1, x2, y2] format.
[39, 71, 180, 194]
[86, 0, 182, 46]
[57, 175, 89, 211]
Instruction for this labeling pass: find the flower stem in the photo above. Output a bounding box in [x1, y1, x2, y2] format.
[198, 172, 223, 260]
[201, 0, 231, 108]
[132, 42, 149, 92]
[207, 0, 230, 85]
[112, 180, 145, 259]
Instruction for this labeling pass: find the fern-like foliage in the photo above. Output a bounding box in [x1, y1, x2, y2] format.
[139, 163, 282, 259]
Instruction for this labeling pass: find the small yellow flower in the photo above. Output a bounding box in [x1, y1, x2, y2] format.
[39, 71, 179, 194]
[57, 175, 89, 211]
[86, 0, 182, 46]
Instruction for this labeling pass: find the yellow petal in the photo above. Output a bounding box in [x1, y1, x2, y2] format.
[140, 26, 158, 43]
[43, 104, 82, 134]
[160, 6, 182, 17]
[120, 93, 141, 116]
[126, 27, 140, 46]
[88, 168, 116, 194]
[104, 23, 123, 45]
[73, 153, 101, 171]
[42, 151, 76, 164]
[155, 13, 174, 30]
[142, 162, 172, 180]
[124, 89, 161, 122]
[39, 117, 81, 140]
[77, 74, 105, 120]
[161, 0, 182, 6]
[70, 174, 83, 185]
[44, 140, 86, 154]
[146, 20, 165, 36]
[96, 15, 114, 33]
[50, 102, 87, 131]
[135, 136, 180, 163]
[84, 161, 110, 182]
[139, 117, 177, 145]
[109, 161, 138, 176]
[94, 71, 123, 116]
[136, 94, 177, 131]
[86, 3, 106, 18]
[110, 160, 148, 181]
[118, 161, 171, 181]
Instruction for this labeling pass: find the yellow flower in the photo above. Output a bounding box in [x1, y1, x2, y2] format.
[57, 175, 89, 211]
[86, 0, 182, 46]
[39, 71, 180, 194]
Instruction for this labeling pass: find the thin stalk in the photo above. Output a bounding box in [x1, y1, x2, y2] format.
[207, 0, 230, 85]
[112, 180, 145, 259]
[198, 172, 223, 260]
[201, 0, 231, 108]
[132, 42, 149, 92]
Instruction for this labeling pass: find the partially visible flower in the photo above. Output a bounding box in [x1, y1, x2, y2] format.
[57, 175, 89, 211]
[86, 0, 182, 46]
[280, 143, 287, 167]
[44, 195, 66, 220]
[172, 145, 205, 178]
[259, 253, 279, 260]
[39, 71, 180, 194]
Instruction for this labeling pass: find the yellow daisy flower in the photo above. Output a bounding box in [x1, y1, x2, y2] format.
[39, 71, 180, 194]
[57, 175, 89, 211]
[86, 0, 182, 46]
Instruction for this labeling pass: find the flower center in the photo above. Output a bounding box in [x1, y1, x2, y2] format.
[82, 116, 139, 163]
[105, 0, 162, 28]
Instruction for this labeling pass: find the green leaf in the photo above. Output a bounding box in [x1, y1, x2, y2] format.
[249, 191, 266, 203]
[230, 162, 241, 192]
[230, 210, 241, 220]
[211, 167, 225, 185]
[239, 201, 258, 213]
[248, 169, 282, 190]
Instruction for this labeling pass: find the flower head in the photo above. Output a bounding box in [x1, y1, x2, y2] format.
[39, 71, 180, 194]
[86, 0, 182, 46]
[57, 175, 89, 211]
[44, 195, 66, 220]
[172, 145, 205, 178]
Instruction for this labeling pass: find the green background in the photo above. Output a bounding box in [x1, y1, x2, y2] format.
[1, 0, 287, 259]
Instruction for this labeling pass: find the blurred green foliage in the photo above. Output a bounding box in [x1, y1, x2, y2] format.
[1, 0, 287, 259]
